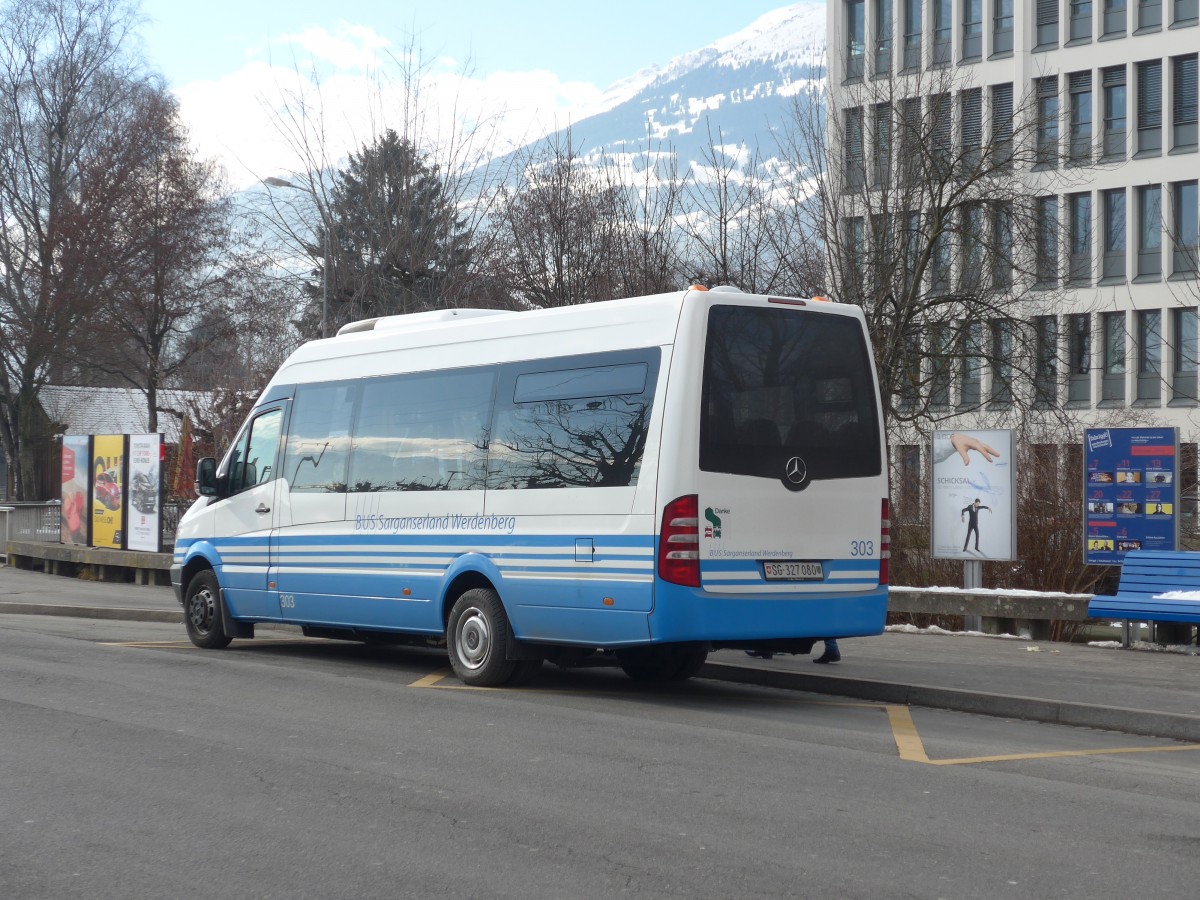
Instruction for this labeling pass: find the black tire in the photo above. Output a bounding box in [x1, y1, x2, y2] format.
[183, 569, 233, 650]
[446, 588, 518, 687]
[617, 645, 707, 682]
[670, 646, 709, 681]
[508, 658, 544, 686]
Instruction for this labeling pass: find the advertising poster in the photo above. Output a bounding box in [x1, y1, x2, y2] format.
[91, 434, 126, 550]
[127, 434, 162, 552]
[60, 435, 91, 545]
[1084, 427, 1179, 565]
[931, 429, 1016, 560]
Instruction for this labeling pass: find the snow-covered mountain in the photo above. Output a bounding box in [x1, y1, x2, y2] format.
[513, 2, 828, 169]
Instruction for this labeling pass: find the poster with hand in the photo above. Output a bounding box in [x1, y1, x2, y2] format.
[931, 429, 1016, 561]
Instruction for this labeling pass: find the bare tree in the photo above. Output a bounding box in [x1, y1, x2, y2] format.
[0, 0, 144, 498]
[679, 122, 825, 297]
[492, 127, 690, 308]
[258, 37, 516, 336]
[779, 63, 1094, 432]
[78, 84, 265, 431]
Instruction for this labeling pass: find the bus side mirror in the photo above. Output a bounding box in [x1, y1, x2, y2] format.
[195, 458, 220, 497]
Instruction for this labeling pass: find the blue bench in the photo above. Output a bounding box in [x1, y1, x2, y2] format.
[1088, 550, 1200, 645]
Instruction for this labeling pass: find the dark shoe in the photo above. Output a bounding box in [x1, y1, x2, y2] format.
[813, 648, 841, 664]
[745, 650, 774, 660]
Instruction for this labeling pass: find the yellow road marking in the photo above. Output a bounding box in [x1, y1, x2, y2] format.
[885, 705, 1200, 765]
[886, 705, 931, 763]
[409, 669, 452, 688]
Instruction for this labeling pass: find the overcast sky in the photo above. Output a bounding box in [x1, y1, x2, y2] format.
[136, 1, 813, 187]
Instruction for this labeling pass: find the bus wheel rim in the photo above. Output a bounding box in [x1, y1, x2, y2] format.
[455, 607, 490, 670]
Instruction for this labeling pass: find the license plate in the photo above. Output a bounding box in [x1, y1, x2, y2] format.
[763, 561, 824, 581]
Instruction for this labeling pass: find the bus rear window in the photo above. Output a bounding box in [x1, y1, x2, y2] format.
[700, 305, 882, 482]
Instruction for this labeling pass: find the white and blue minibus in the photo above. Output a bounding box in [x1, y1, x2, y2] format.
[172, 287, 890, 686]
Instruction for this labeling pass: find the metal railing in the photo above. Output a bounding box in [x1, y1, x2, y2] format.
[1, 500, 185, 554]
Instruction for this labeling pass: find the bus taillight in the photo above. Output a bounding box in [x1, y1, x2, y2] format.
[659, 495, 701, 587]
[880, 498, 891, 586]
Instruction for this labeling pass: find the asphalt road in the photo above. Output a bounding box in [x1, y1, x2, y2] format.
[3, 615, 1200, 900]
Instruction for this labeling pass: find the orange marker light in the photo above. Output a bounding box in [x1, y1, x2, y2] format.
[403, 588, 412, 596]
[602, 597, 615, 606]
[690, 284, 709, 292]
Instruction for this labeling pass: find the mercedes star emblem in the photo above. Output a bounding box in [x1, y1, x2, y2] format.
[785, 456, 806, 484]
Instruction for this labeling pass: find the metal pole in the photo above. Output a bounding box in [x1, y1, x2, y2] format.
[321, 226, 329, 339]
[963, 559, 982, 632]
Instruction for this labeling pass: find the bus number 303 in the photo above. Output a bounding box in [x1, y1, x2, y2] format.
[850, 540, 875, 557]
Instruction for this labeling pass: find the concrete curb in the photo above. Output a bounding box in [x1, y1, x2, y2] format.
[0, 602, 181, 624]
[700, 661, 1200, 743]
[4, 601, 1197, 742]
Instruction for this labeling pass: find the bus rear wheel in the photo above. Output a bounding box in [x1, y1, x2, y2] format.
[446, 588, 519, 687]
[617, 645, 708, 682]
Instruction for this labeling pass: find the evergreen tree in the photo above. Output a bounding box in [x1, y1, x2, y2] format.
[315, 130, 470, 332]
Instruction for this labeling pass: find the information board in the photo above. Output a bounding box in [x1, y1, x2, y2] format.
[127, 434, 162, 552]
[60, 435, 91, 545]
[91, 434, 126, 550]
[1083, 427, 1179, 565]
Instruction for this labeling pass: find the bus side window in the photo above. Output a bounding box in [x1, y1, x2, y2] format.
[229, 408, 283, 495]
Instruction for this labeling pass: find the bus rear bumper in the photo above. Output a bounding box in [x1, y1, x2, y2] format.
[647, 584, 888, 644]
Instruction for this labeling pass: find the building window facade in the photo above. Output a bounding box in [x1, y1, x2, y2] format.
[872, 103, 892, 186]
[845, 106, 865, 188]
[1068, 71, 1093, 164]
[1069, 313, 1092, 403]
[1136, 309, 1163, 402]
[1173, 307, 1198, 400]
[1103, 311, 1128, 402]
[1174, 54, 1198, 151]
[1137, 0, 1163, 29]
[960, 321, 984, 408]
[1036, 76, 1060, 167]
[1037, 0, 1060, 47]
[1172, 180, 1199, 276]
[1103, 188, 1127, 280]
[875, 0, 893, 75]
[1137, 184, 1162, 278]
[847, 0, 865, 80]
[992, 201, 1013, 287]
[990, 319, 1014, 404]
[903, 0, 922, 70]
[1068, 192, 1093, 284]
[1102, 65, 1127, 159]
[991, 82, 1014, 168]
[961, 88, 983, 171]
[1137, 59, 1162, 155]
[963, 0, 983, 59]
[1175, 0, 1199, 24]
[993, 0, 1014, 54]
[1104, 0, 1128, 35]
[1071, 0, 1094, 40]
[1036, 195, 1060, 287]
[1035, 316, 1059, 407]
[933, 0, 952, 65]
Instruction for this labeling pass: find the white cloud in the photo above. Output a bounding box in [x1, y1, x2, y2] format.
[170, 24, 607, 190]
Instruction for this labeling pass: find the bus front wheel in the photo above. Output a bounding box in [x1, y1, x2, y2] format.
[446, 588, 519, 687]
[184, 570, 233, 650]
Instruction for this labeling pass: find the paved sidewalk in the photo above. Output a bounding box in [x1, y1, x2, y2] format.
[3, 565, 1198, 740]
